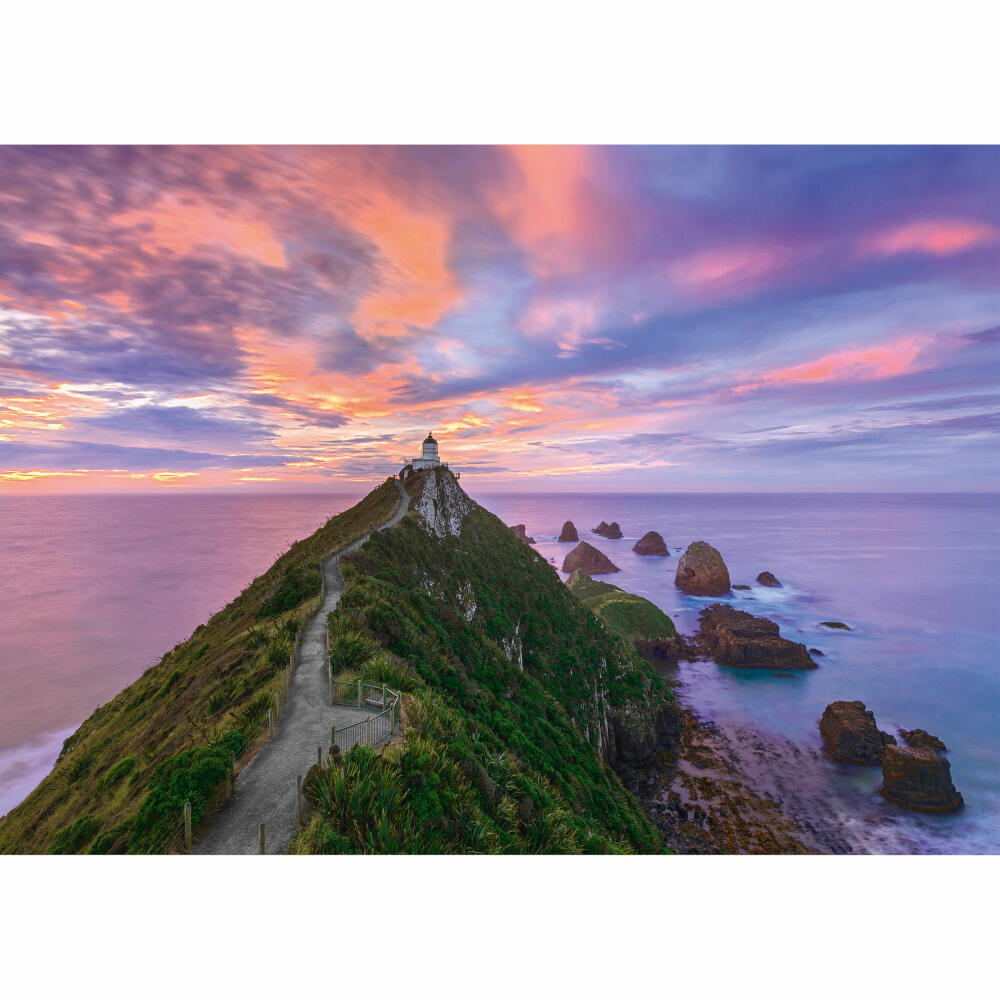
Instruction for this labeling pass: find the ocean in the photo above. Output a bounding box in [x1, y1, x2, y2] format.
[1, 489, 997, 853]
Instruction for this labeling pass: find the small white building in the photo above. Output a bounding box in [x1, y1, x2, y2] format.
[401, 432, 458, 479]
[411, 432, 440, 470]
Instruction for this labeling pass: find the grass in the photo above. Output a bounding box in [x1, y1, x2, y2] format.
[566, 570, 677, 641]
[0, 478, 402, 853]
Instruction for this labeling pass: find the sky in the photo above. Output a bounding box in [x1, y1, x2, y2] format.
[1, 145, 998, 493]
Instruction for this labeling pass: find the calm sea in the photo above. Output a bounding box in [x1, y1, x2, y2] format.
[2, 490, 998, 853]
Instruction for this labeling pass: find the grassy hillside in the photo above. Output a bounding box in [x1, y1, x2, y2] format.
[566, 570, 677, 641]
[0, 479, 401, 854]
[292, 468, 676, 854]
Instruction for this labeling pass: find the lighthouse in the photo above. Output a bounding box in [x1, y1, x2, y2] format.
[402, 431, 457, 479]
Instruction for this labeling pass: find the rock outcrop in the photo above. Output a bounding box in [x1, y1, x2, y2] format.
[633, 530, 669, 556]
[558, 520, 579, 542]
[509, 524, 535, 545]
[594, 521, 623, 539]
[698, 604, 817, 670]
[821, 621, 851, 630]
[880, 745, 963, 812]
[900, 728, 947, 752]
[756, 571, 781, 587]
[562, 541, 619, 575]
[819, 701, 896, 763]
[675, 541, 731, 595]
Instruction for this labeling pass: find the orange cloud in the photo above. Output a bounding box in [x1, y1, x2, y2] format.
[112, 197, 287, 268]
[348, 192, 461, 340]
[488, 146, 601, 277]
[734, 335, 932, 394]
[863, 219, 997, 258]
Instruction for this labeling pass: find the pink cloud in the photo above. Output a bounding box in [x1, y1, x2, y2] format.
[863, 219, 997, 258]
[734, 334, 933, 394]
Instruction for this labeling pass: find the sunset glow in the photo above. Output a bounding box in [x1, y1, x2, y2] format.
[1, 146, 998, 492]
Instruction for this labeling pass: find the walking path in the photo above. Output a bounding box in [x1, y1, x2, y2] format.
[193, 479, 410, 855]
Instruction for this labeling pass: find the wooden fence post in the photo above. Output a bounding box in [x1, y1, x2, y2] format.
[258, 823, 266, 855]
[382, 683, 386, 708]
[274, 691, 280, 716]
[329, 668, 334, 706]
[268, 708, 275, 738]
[365, 716, 371, 746]
[183, 801, 192, 851]
[318, 746, 322, 766]
[357, 679, 362, 706]
[296, 774, 303, 829]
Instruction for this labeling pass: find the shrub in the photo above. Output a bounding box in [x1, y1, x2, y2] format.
[52, 814, 101, 854]
[359, 655, 417, 693]
[103, 755, 137, 788]
[129, 745, 232, 852]
[329, 625, 381, 674]
[257, 563, 321, 619]
[64, 747, 96, 785]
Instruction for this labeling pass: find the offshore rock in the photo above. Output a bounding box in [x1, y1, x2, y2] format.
[594, 521, 623, 539]
[509, 524, 535, 545]
[756, 571, 781, 587]
[881, 745, 963, 812]
[819, 701, 896, 763]
[901, 728, 948, 752]
[558, 520, 579, 542]
[562, 541, 620, 575]
[698, 604, 817, 670]
[633, 530, 669, 556]
[675, 541, 731, 595]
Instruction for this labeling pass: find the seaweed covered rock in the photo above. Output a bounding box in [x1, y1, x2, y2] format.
[558, 520, 579, 542]
[509, 524, 535, 545]
[562, 541, 619, 575]
[594, 521, 623, 539]
[819, 701, 896, 763]
[675, 541, 731, 596]
[900, 728, 947, 752]
[698, 604, 817, 670]
[880, 745, 963, 812]
[633, 531, 669, 556]
[756, 571, 781, 587]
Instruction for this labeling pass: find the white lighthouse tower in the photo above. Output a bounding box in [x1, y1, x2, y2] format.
[401, 431, 457, 479]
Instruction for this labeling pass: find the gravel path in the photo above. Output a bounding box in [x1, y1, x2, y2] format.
[193, 479, 410, 855]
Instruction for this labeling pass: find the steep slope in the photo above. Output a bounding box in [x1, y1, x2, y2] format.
[566, 570, 677, 641]
[292, 468, 678, 854]
[0, 480, 402, 854]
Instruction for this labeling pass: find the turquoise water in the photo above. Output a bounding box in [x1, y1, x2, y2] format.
[474, 492, 1000, 854]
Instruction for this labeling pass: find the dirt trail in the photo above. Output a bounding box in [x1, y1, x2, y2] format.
[193, 479, 410, 855]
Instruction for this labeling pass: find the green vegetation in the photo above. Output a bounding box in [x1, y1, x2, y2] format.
[0, 479, 402, 853]
[293, 468, 672, 854]
[566, 570, 677, 641]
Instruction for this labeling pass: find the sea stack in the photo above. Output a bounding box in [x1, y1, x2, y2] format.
[675, 541, 731, 595]
[510, 524, 535, 545]
[594, 521, 623, 539]
[756, 571, 781, 587]
[558, 520, 579, 542]
[900, 728, 947, 752]
[880, 745, 963, 812]
[562, 541, 620, 575]
[698, 604, 816, 669]
[633, 531, 669, 556]
[819, 701, 896, 764]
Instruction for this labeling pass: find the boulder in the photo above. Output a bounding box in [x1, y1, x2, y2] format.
[562, 541, 619, 575]
[880, 745, 963, 812]
[819, 701, 896, 764]
[675, 541, 731, 595]
[509, 524, 535, 545]
[821, 621, 851, 630]
[732, 584, 751, 591]
[593, 520, 623, 539]
[698, 604, 817, 670]
[756, 571, 781, 587]
[900, 728, 947, 752]
[558, 520, 579, 542]
[633, 530, 669, 556]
